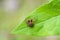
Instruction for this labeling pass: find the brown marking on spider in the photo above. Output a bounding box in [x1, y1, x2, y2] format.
[27, 19, 34, 27]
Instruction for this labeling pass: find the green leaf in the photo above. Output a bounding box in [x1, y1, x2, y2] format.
[11, 0, 60, 36]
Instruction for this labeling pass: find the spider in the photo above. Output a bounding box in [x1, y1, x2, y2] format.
[27, 19, 34, 27]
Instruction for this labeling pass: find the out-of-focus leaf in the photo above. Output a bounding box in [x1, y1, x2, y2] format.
[11, 0, 60, 36]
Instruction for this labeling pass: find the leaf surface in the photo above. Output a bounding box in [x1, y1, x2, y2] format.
[11, 0, 60, 36]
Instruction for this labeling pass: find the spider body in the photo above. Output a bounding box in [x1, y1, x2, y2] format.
[27, 19, 34, 27]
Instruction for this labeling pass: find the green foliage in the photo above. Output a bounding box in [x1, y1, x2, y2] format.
[12, 0, 60, 36]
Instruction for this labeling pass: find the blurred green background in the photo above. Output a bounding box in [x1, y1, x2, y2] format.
[0, 0, 60, 40]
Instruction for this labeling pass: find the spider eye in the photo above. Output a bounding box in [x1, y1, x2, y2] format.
[30, 19, 32, 22]
[28, 20, 30, 22]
